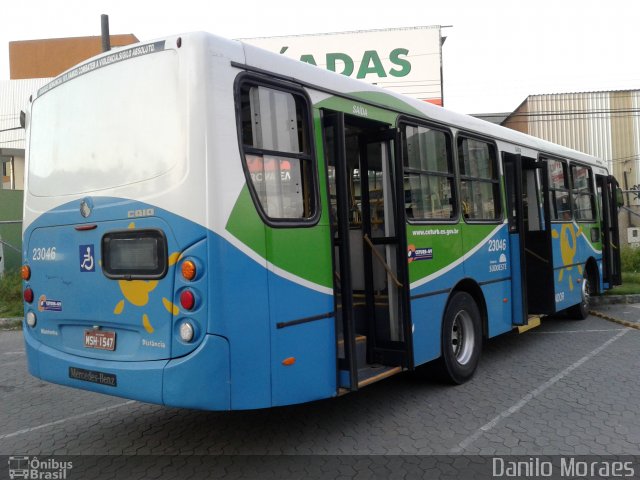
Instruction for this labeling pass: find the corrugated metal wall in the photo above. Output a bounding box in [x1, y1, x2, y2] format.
[502, 90, 640, 235]
[527, 92, 616, 166]
[505, 91, 640, 175]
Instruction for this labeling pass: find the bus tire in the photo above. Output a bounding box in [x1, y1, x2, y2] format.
[437, 291, 482, 384]
[567, 271, 594, 320]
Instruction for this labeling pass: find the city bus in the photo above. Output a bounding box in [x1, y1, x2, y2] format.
[22, 32, 622, 410]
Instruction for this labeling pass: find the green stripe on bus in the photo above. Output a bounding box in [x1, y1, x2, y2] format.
[226, 186, 334, 289]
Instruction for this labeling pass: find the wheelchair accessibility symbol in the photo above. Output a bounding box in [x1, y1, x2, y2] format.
[79, 244, 95, 272]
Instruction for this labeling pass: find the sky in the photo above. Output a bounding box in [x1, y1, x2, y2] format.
[2, 0, 639, 114]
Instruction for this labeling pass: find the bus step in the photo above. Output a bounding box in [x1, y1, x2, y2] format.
[517, 315, 541, 334]
[357, 365, 402, 388]
[337, 334, 367, 367]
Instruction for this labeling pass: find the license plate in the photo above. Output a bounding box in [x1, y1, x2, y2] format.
[84, 330, 116, 351]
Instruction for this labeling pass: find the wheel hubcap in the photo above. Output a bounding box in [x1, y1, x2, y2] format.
[451, 310, 475, 365]
[581, 278, 590, 307]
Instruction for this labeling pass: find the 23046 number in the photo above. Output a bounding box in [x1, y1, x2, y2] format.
[32, 247, 57, 261]
[488, 239, 507, 252]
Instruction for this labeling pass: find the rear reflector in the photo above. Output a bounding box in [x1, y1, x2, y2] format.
[180, 290, 195, 311]
[24, 288, 34, 303]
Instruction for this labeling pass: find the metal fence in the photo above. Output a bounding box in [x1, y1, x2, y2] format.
[0, 219, 22, 275]
[0, 220, 21, 253]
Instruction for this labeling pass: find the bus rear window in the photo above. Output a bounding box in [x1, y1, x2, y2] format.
[28, 50, 183, 197]
[102, 230, 167, 279]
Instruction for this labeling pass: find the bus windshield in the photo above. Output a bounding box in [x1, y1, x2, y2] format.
[28, 49, 184, 197]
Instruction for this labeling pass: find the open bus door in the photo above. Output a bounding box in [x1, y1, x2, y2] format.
[503, 153, 555, 316]
[322, 110, 412, 391]
[597, 174, 622, 287]
[502, 153, 527, 325]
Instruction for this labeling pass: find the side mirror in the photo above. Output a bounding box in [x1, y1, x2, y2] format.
[20, 111, 26, 129]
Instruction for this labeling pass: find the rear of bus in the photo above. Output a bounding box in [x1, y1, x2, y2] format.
[22, 35, 232, 409]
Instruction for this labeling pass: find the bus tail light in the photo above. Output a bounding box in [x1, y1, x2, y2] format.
[180, 290, 195, 310]
[181, 260, 196, 281]
[24, 288, 34, 303]
[21, 265, 31, 281]
[26, 311, 37, 327]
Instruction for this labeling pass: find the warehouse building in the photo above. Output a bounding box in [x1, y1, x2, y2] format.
[502, 91, 640, 242]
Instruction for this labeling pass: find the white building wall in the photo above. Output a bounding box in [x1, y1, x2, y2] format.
[242, 26, 445, 105]
[0, 79, 50, 148]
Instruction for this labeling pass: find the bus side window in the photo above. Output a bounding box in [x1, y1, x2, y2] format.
[457, 137, 501, 222]
[570, 164, 596, 221]
[238, 83, 316, 222]
[401, 123, 456, 221]
[547, 158, 571, 221]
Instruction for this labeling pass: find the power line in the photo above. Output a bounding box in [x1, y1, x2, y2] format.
[0, 126, 22, 133]
[501, 113, 640, 126]
[527, 91, 640, 101]
[494, 107, 640, 119]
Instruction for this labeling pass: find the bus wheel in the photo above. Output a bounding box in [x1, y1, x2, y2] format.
[568, 273, 593, 320]
[437, 292, 482, 384]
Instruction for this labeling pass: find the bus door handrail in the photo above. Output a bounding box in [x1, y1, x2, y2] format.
[363, 234, 403, 288]
[524, 247, 549, 264]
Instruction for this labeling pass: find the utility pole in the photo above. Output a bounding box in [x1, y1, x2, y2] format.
[101, 14, 111, 53]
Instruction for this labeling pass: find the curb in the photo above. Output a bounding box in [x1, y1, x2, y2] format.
[590, 294, 640, 306]
[0, 317, 22, 329]
[590, 310, 640, 331]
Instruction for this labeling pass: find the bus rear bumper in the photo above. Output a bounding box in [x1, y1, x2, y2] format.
[24, 331, 231, 410]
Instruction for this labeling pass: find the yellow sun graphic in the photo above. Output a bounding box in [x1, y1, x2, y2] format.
[551, 223, 583, 291]
[112, 222, 181, 333]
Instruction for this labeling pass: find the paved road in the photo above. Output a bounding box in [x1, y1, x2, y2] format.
[0, 312, 639, 478]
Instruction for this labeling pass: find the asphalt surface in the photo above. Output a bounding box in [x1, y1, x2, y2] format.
[0, 304, 638, 479]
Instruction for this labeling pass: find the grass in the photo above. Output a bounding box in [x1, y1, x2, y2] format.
[621, 246, 640, 273]
[606, 272, 640, 295]
[607, 247, 640, 295]
[0, 270, 23, 318]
